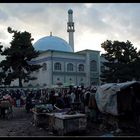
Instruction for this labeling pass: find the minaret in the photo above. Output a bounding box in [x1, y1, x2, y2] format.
[67, 9, 75, 52]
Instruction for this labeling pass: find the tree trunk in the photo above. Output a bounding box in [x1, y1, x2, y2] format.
[19, 77, 23, 87]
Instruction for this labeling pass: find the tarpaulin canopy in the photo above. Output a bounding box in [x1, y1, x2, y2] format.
[95, 81, 140, 116]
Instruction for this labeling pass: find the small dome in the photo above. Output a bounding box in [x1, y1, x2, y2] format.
[34, 35, 73, 52]
[68, 9, 73, 14]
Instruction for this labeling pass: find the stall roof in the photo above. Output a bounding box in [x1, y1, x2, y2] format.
[100, 81, 140, 92]
[95, 81, 140, 116]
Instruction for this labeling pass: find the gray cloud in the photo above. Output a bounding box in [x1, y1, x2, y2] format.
[0, 30, 8, 40]
[0, 9, 9, 22]
[0, 3, 140, 51]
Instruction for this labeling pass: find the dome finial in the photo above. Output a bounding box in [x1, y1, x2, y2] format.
[68, 9, 73, 14]
[50, 32, 52, 36]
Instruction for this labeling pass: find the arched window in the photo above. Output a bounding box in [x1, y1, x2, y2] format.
[54, 62, 61, 70]
[42, 63, 47, 71]
[78, 64, 84, 72]
[67, 63, 73, 71]
[43, 83, 47, 87]
[90, 60, 97, 71]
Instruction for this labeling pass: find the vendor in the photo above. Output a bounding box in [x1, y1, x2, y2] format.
[54, 93, 65, 110]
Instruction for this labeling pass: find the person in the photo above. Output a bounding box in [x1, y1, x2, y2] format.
[11, 90, 16, 107]
[130, 87, 140, 130]
[63, 90, 71, 108]
[40, 92, 47, 103]
[0, 97, 12, 119]
[25, 91, 33, 113]
[84, 88, 91, 117]
[79, 89, 85, 113]
[3, 94, 13, 112]
[15, 90, 21, 107]
[48, 90, 56, 106]
[54, 93, 65, 110]
[88, 88, 98, 122]
[70, 89, 76, 104]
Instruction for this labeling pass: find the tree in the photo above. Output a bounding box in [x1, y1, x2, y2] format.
[0, 27, 42, 87]
[100, 40, 139, 83]
[0, 42, 6, 85]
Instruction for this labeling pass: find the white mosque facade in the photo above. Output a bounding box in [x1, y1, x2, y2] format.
[22, 9, 101, 88]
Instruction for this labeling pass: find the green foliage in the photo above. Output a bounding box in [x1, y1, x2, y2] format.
[0, 43, 3, 53]
[0, 27, 42, 87]
[100, 40, 140, 83]
[0, 42, 5, 85]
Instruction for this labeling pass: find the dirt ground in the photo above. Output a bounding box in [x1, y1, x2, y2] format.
[0, 106, 139, 137]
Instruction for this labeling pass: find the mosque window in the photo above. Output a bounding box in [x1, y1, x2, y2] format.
[54, 62, 61, 70]
[67, 63, 73, 71]
[90, 60, 97, 71]
[42, 63, 47, 71]
[78, 64, 84, 72]
[43, 83, 47, 87]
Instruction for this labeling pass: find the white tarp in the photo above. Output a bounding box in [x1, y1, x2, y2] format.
[95, 81, 140, 116]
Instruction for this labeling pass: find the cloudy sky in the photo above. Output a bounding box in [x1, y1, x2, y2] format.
[0, 3, 140, 54]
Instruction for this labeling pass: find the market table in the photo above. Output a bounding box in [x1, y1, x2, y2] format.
[32, 109, 87, 135]
[53, 112, 87, 135]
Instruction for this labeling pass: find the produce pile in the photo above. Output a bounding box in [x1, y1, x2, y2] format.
[34, 104, 53, 113]
[32, 103, 78, 115]
[65, 109, 77, 115]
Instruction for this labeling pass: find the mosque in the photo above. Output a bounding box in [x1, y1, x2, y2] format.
[24, 9, 101, 88]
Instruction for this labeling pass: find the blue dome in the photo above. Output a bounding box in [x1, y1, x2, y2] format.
[34, 36, 73, 52]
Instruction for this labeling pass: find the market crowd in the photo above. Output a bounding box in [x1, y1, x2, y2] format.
[0, 86, 99, 122]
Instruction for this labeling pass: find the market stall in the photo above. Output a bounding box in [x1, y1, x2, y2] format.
[32, 104, 87, 135]
[95, 81, 140, 116]
[95, 81, 140, 130]
[32, 104, 54, 127]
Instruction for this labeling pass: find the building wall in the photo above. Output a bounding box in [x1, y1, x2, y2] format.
[89, 51, 100, 86]
[24, 50, 87, 88]
[10, 49, 101, 88]
[77, 50, 100, 86]
[100, 55, 109, 84]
